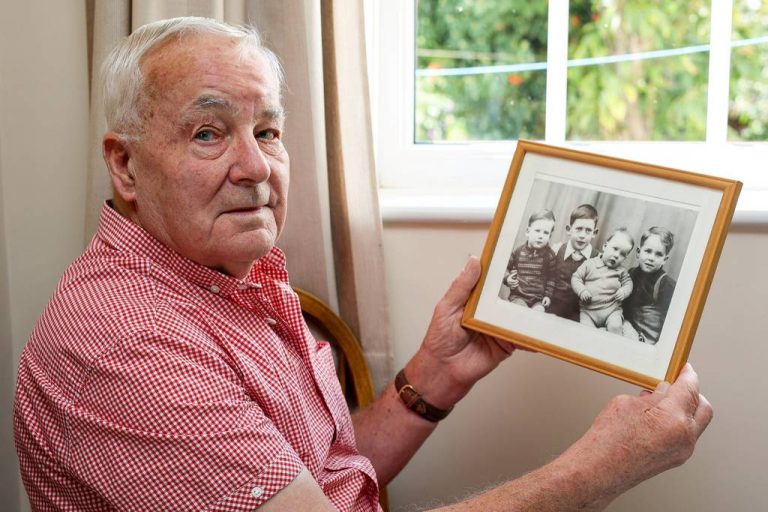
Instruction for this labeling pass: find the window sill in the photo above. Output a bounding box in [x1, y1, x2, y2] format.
[379, 188, 768, 226]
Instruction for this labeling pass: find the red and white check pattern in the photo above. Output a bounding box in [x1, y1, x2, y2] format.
[14, 203, 380, 511]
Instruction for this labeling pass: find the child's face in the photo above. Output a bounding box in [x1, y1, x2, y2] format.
[602, 233, 633, 269]
[567, 218, 597, 251]
[525, 219, 554, 250]
[637, 234, 670, 273]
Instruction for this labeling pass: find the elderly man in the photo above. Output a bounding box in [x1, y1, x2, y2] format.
[14, 17, 711, 511]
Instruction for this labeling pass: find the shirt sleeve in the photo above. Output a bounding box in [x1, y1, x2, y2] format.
[658, 274, 677, 312]
[543, 247, 556, 299]
[619, 268, 634, 297]
[507, 245, 520, 272]
[571, 259, 589, 296]
[67, 328, 306, 511]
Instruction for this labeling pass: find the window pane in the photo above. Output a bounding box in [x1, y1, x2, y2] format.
[729, 0, 768, 142]
[566, 1, 710, 141]
[415, 0, 548, 143]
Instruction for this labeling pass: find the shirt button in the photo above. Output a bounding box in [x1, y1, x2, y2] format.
[237, 283, 248, 291]
[251, 282, 263, 289]
[250, 486, 264, 498]
[209, 284, 220, 294]
[266, 317, 277, 326]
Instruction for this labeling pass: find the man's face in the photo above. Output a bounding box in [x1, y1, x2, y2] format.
[525, 219, 554, 250]
[602, 233, 633, 269]
[124, 35, 288, 278]
[567, 218, 597, 251]
[637, 234, 670, 273]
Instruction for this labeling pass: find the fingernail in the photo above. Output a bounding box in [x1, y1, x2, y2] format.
[655, 381, 671, 393]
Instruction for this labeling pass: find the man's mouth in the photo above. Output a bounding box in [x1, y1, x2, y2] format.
[226, 206, 263, 213]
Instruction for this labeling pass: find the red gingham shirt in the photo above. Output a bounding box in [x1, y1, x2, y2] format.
[14, 203, 380, 511]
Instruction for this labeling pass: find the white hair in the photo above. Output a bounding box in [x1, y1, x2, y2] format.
[101, 16, 284, 139]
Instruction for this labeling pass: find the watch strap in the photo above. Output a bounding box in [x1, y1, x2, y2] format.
[395, 368, 453, 423]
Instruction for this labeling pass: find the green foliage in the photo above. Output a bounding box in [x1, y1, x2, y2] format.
[415, 0, 768, 143]
[728, 1, 768, 141]
[566, 0, 710, 140]
[415, 0, 547, 141]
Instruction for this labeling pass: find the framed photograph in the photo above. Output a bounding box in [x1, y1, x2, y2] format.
[462, 140, 741, 388]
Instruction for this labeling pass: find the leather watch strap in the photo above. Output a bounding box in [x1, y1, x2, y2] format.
[395, 368, 453, 423]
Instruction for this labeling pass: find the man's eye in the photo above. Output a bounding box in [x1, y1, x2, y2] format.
[256, 129, 279, 140]
[194, 129, 217, 142]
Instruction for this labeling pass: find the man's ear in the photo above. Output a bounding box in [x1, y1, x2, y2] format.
[565, 224, 572, 233]
[103, 132, 137, 202]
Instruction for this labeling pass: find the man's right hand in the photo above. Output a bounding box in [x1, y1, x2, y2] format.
[567, 363, 713, 494]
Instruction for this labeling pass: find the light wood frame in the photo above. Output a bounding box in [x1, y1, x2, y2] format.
[462, 140, 741, 388]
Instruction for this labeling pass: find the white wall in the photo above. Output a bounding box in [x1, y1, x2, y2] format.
[0, 2, 90, 510]
[383, 223, 768, 511]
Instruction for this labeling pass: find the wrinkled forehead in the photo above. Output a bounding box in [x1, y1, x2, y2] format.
[140, 33, 280, 105]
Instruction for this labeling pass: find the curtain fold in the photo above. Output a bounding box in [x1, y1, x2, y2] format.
[319, 0, 392, 390]
[86, 0, 392, 391]
[85, 0, 130, 238]
[247, 0, 339, 309]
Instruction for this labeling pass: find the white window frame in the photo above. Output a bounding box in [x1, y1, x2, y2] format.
[368, 0, 768, 223]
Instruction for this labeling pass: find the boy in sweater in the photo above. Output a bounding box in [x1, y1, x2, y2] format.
[571, 228, 634, 334]
[623, 227, 677, 345]
[503, 209, 556, 312]
[549, 204, 599, 321]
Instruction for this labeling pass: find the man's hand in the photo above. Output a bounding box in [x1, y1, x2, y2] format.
[405, 257, 516, 409]
[567, 364, 713, 494]
[431, 364, 713, 512]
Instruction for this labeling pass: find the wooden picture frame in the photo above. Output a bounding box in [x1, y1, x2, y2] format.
[462, 140, 741, 388]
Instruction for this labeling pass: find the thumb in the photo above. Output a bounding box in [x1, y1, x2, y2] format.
[640, 379, 671, 400]
[441, 257, 482, 310]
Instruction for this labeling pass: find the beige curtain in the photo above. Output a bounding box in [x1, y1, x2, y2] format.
[86, 0, 392, 390]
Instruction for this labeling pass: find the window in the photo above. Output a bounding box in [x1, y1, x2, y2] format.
[369, 1, 768, 221]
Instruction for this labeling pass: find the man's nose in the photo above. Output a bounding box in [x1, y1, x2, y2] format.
[229, 133, 271, 184]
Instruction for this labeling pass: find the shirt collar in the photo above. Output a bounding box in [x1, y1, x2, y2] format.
[95, 201, 288, 295]
[564, 241, 594, 261]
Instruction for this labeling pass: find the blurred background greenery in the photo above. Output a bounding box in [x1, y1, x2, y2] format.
[415, 0, 768, 143]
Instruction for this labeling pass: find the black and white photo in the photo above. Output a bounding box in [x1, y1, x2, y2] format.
[463, 141, 741, 388]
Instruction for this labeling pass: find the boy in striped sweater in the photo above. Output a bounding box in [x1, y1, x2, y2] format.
[503, 210, 557, 312]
